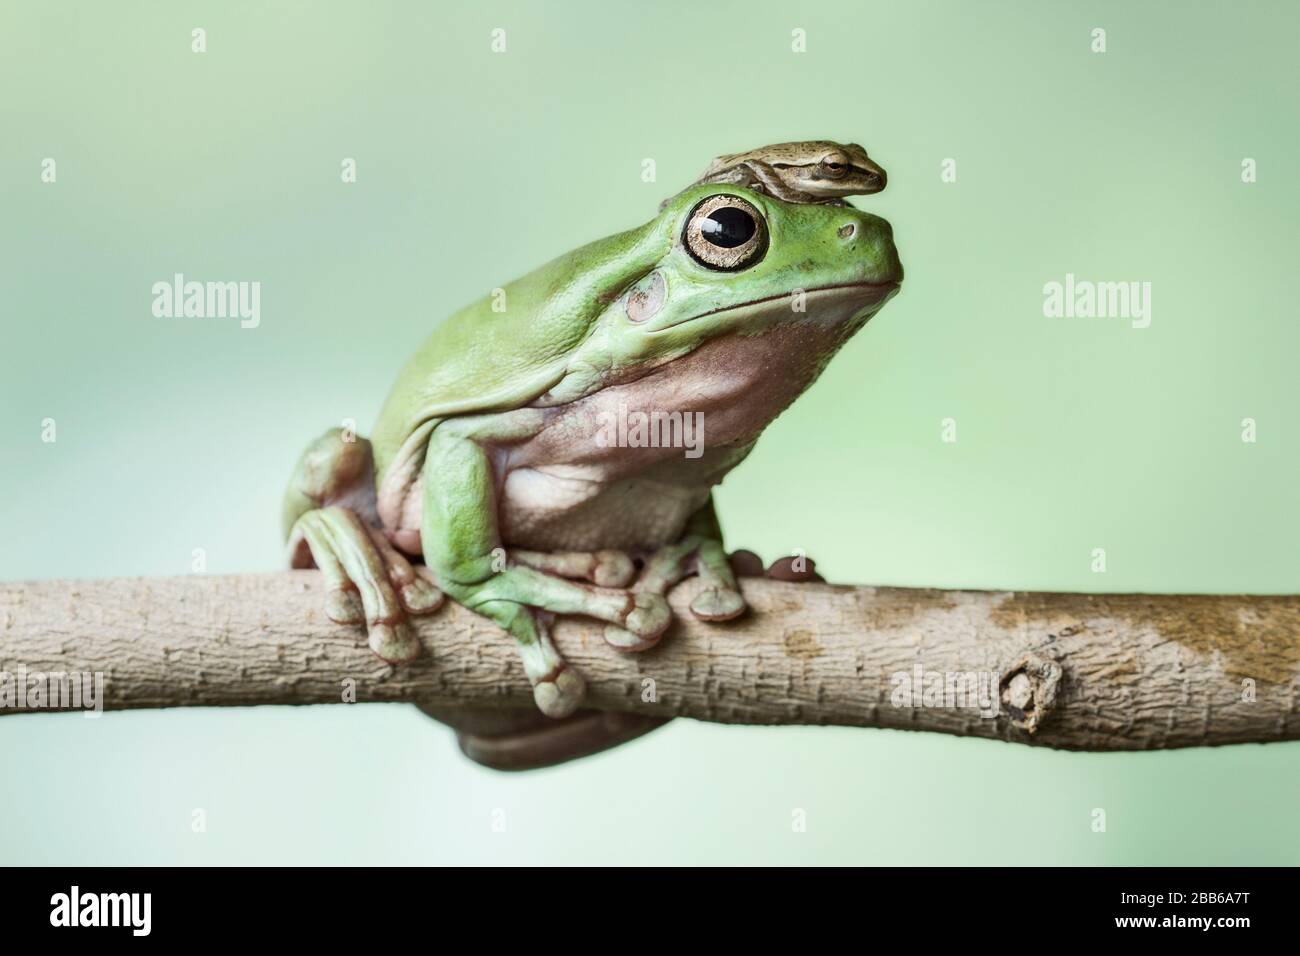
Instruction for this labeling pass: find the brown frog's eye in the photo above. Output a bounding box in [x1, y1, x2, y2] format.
[683, 195, 768, 271]
[818, 151, 850, 178]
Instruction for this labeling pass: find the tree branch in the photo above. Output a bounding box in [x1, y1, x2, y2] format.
[1, 572, 1296, 750]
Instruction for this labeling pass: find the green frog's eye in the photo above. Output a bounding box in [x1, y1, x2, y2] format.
[683, 195, 768, 271]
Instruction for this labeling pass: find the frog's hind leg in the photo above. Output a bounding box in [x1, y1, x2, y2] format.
[421, 426, 674, 717]
[285, 429, 442, 663]
[734, 161, 808, 203]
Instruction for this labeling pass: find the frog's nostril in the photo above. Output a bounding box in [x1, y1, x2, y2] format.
[837, 223, 857, 240]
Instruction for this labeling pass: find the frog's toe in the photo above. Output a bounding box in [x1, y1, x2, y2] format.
[727, 549, 766, 578]
[766, 555, 825, 583]
[628, 591, 672, 633]
[604, 593, 672, 651]
[591, 550, 636, 588]
[398, 571, 444, 615]
[368, 620, 422, 664]
[690, 586, 746, 622]
[533, 666, 586, 719]
[603, 623, 657, 651]
[325, 586, 365, 625]
[364, 528, 445, 615]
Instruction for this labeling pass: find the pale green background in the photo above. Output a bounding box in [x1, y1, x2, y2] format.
[1, 0, 1296, 865]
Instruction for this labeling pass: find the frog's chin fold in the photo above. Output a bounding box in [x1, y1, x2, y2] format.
[649, 280, 900, 335]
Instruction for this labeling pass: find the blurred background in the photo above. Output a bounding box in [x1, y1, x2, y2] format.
[1, 0, 1296, 864]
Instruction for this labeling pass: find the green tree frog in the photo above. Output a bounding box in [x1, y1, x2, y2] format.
[283, 183, 902, 743]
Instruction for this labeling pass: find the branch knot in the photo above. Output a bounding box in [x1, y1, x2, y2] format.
[1000, 652, 1062, 734]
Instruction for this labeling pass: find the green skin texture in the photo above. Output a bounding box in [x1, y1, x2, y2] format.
[284, 183, 902, 719]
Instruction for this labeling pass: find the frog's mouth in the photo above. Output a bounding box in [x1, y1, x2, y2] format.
[650, 280, 900, 334]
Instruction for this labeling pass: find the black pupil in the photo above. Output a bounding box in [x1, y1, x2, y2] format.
[701, 207, 756, 248]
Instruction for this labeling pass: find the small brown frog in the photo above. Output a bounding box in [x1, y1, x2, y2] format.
[689, 140, 887, 204]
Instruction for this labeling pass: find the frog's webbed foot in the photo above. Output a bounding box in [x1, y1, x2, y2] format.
[603, 533, 746, 650]
[288, 505, 443, 663]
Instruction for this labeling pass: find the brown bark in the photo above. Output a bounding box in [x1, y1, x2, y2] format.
[0, 572, 1296, 750]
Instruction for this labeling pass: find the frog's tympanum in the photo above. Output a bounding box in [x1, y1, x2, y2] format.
[284, 179, 902, 767]
[690, 140, 887, 204]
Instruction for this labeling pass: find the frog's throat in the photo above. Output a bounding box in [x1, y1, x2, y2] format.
[648, 280, 899, 335]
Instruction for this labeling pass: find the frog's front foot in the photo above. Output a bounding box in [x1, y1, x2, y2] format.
[288, 506, 443, 663]
[603, 533, 746, 649]
[284, 428, 445, 663]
